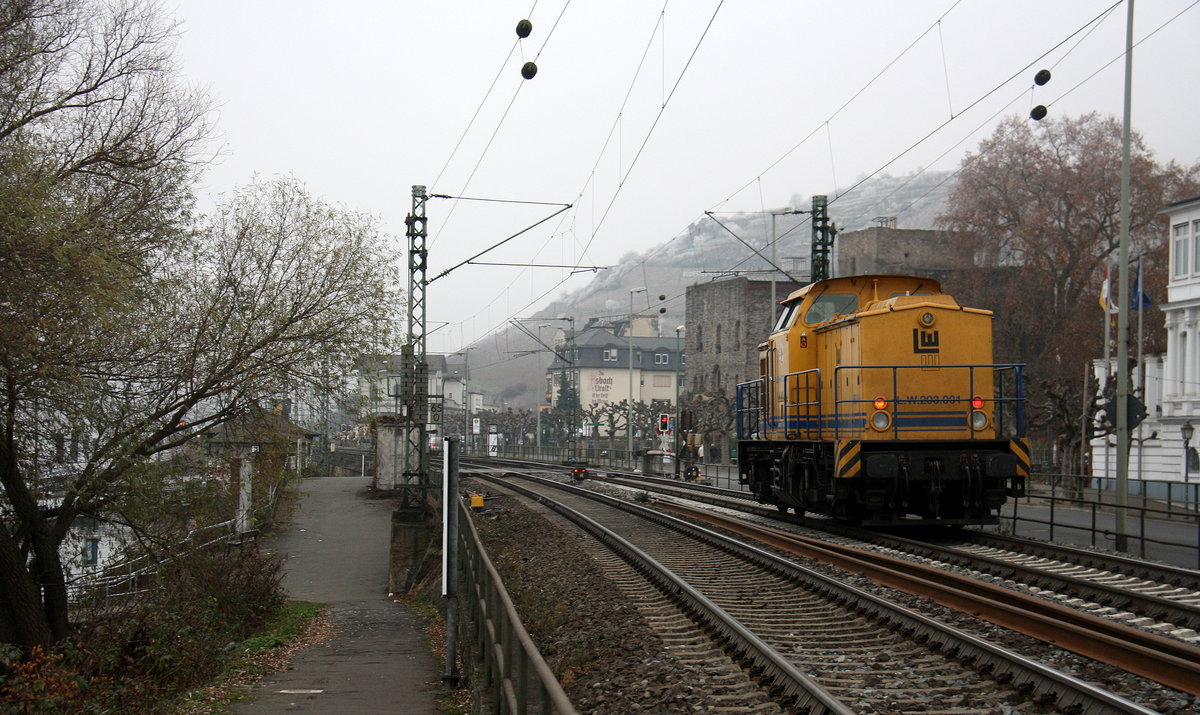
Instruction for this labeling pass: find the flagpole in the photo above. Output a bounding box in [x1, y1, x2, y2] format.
[1136, 255, 1145, 481]
[1103, 262, 1113, 392]
[1101, 262, 1113, 483]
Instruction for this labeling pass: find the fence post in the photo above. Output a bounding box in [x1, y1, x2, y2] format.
[1049, 493, 1055, 543]
[1139, 506, 1147, 559]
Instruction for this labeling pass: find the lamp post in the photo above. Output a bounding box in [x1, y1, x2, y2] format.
[628, 287, 646, 464]
[448, 347, 474, 453]
[1183, 421, 1194, 483]
[537, 324, 549, 450]
[674, 325, 684, 478]
[535, 315, 576, 457]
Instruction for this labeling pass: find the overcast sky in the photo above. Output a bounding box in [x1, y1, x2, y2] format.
[170, 0, 1199, 355]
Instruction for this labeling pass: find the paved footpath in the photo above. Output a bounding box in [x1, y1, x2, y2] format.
[233, 477, 443, 714]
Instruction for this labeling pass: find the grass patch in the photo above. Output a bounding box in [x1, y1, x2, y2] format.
[168, 600, 331, 714]
[243, 601, 325, 654]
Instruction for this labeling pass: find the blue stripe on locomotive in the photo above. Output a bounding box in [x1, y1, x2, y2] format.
[768, 410, 968, 434]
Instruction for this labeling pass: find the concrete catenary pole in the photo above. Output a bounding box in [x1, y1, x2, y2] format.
[1114, 0, 1135, 552]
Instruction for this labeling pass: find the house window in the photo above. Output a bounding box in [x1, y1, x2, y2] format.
[603, 347, 618, 362]
[735, 320, 741, 348]
[716, 325, 722, 353]
[696, 326, 703, 352]
[1174, 223, 1189, 278]
[654, 352, 669, 364]
[83, 538, 100, 567]
[1194, 220, 1200, 274]
[653, 375, 671, 387]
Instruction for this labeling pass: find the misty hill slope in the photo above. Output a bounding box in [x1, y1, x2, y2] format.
[470, 170, 955, 408]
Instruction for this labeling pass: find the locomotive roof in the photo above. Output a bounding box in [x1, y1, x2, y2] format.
[780, 274, 944, 304]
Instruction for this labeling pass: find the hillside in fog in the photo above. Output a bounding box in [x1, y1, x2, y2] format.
[468, 170, 955, 408]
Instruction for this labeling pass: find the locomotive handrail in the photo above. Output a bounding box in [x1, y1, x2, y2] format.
[735, 378, 766, 439]
[831, 363, 1026, 441]
[782, 369, 822, 440]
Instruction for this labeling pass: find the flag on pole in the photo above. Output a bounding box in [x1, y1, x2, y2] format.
[1099, 263, 1117, 314]
[1131, 259, 1153, 311]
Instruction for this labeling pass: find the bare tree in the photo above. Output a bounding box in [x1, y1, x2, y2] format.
[0, 0, 217, 650]
[682, 392, 734, 462]
[1, 175, 399, 649]
[938, 113, 1199, 470]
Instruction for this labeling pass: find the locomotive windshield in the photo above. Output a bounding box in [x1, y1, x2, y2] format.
[773, 301, 800, 332]
[804, 294, 858, 324]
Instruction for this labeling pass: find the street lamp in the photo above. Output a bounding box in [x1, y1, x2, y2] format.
[628, 287, 646, 463]
[537, 324, 549, 449]
[674, 325, 684, 478]
[447, 347, 475, 452]
[536, 315, 576, 457]
[1183, 421, 1194, 483]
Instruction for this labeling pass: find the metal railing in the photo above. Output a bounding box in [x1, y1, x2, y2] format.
[737, 364, 1026, 441]
[465, 443, 657, 472]
[1002, 474, 1200, 568]
[457, 500, 576, 714]
[66, 519, 239, 601]
[833, 363, 1025, 440]
[736, 377, 766, 439]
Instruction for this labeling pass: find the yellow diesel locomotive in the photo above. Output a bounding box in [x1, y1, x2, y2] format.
[736, 274, 1028, 525]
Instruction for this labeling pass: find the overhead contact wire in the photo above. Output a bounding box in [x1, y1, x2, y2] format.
[577, 0, 724, 263]
[712, 0, 962, 210]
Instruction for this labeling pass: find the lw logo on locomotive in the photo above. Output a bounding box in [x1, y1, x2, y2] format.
[912, 328, 940, 354]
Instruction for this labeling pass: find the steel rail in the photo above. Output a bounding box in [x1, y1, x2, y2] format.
[656, 500, 1200, 696]
[589, 469, 1200, 630]
[470, 468, 1159, 714]
[827, 527, 1200, 631]
[469, 470, 854, 714]
[958, 530, 1200, 587]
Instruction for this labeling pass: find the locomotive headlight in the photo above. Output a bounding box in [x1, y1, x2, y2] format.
[919, 311, 935, 327]
[870, 411, 891, 431]
[969, 410, 988, 431]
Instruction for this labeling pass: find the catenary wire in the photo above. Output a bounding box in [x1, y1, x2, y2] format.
[445, 0, 1184, 355]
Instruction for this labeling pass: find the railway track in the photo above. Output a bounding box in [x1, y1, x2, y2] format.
[582, 465, 1200, 643]
[464, 463, 1162, 713]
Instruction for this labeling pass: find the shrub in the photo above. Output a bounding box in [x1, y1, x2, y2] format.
[1, 548, 285, 712]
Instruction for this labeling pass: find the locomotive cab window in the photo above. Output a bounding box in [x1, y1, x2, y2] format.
[773, 301, 800, 332]
[804, 294, 858, 325]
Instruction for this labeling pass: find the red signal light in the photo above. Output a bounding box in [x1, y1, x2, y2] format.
[971, 396, 985, 409]
[873, 397, 888, 410]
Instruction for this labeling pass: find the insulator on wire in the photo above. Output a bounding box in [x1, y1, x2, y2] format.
[1030, 104, 1048, 121]
[521, 61, 537, 80]
[516, 19, 533, 38]
[1034, 69, 1051, 86]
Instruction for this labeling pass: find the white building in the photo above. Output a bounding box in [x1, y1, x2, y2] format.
[1092, 195, 1200, 483]
[545, 316, 685, 410]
